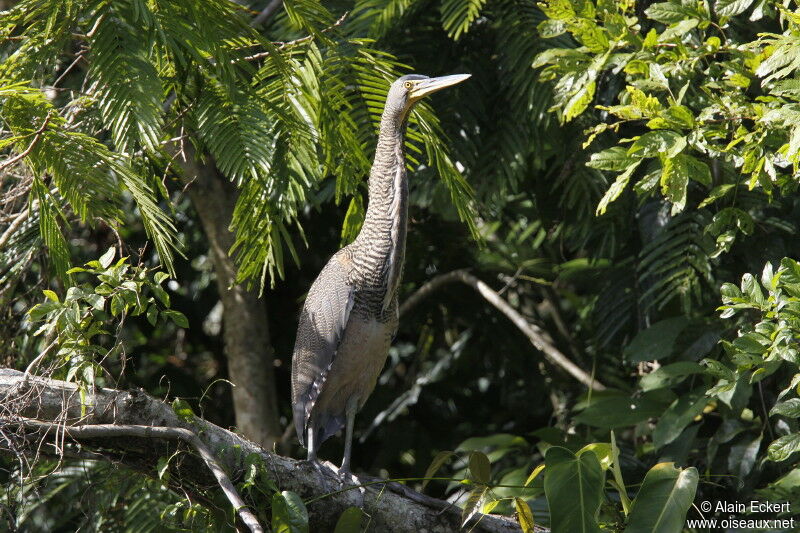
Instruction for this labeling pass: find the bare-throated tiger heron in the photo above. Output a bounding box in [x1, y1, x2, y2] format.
[291, 73, 470, 472]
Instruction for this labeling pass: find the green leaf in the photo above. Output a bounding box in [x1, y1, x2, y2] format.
[698, 184, 735, 208]
[610, 431, 631, 516]
[99, 247, 115, 269]
[524, 464, 545, 487]
[624, 317, 690, 363]
[538, 19, 567, 39]
[85, 293, 105, 311]
[422, 451, 454, 490]
[645, 3, 692, 23]
[770, 398, 800, 418]
[716, 0, 755, 17]
[629, 131, 685, 158]
[469, 451, 491, 485]
[272, 491, 309, 533]
[42, 289, 59, 302]
[575, 394, 668, 428]
[544, 446, 603, 533]
[596, 160, 641, 215]
[640, 362, 705, 391]
[624, 463, 699, 533]
[461, 487, 488, 527]
[767, 433, 800, 462]
[333, 507, 363, 533]
[163, 310, 189, 328]
[587, 147, 639, 171]
[514, 497, 535, 533]
[146, 304, 158, 327]
[154, 271, 169, 285]
[652, 393, 707, 449]
[577, 443, 612, 470]
[171, 398, 195, 423]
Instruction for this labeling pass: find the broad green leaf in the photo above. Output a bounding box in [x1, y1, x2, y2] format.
[564, 80, 596, 122]
[727, 434, 761, 480]
[716, 0, 755, 17]
[461, 487, 488, 527]
[524, 464, 545, 486]
[469, 451, 491, 485]
[422, 451, 454, 490]
[660, 154, 689, 213]
[767, 433, 800, 462]
[99, 246, 116, 269]
[575, 394, 668, 428]
[698, 184, 735, 208]
[587, 147, 639, 171]
[43, 290, 59, 302]
[544, 446, 603, 533]
[272, 491, 309, 533]
[577, 443, 612, 470]
[610, 431, 631, 516]
[333, 507, 363, 533]
[640, 362, 704, 391]
[596, 161, 641, 215]
[644, 3, 693, 23]
[163, 310, 189, 328]
[514, 497, 535, 533]
[770, 398, 800, 418]
[624, 463, 698, 533]
[629, 131, 685, 158]
[624, 317, 690, 362]
[652, 393, 707, 449]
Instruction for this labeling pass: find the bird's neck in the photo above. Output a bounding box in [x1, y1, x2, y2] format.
[353, 113, 409, 307]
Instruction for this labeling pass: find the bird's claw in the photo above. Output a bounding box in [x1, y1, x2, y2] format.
[337, 467, 365, 495]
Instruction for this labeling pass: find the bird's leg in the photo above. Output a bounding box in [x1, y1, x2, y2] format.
[339, 396, 359, 474]
[306, 423, 318, 462]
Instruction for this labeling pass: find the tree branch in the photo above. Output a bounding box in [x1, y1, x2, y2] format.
[0, 368, 527, 532]
[251, 0, 283, 26]
[400, 270, 606, 391]
[17, 420, 264, 533]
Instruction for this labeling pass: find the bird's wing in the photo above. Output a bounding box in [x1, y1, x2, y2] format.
[291, 253, 355, 446]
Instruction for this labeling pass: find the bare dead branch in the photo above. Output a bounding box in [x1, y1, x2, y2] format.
[400, 270, 606, 391]
[15, 420, 264, 533]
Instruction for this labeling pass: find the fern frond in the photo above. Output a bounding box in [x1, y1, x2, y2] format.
[440, 0, 487, 40]
[87, 2, 163, 153]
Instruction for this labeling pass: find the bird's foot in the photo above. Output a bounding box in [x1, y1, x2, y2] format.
[337, 466, 365, 495]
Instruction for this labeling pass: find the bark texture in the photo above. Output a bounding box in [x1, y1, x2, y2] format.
[0, 368, 531, 533]
[171, 143, 281, 449]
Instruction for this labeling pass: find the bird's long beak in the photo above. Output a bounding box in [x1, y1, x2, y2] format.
[409, 74, 471, 101]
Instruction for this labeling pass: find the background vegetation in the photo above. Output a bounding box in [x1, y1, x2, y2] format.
[2, 0, 800, 531]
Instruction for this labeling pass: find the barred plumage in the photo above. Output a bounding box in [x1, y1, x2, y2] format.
[290, 73, 470, 472]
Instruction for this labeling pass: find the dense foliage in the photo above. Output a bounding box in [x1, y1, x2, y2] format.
[2, 0, 800, 531]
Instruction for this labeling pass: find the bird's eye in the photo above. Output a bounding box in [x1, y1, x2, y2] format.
[403, 81, 413, 89]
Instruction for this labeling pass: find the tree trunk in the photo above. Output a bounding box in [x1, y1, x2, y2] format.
[171, 143, 281, 449]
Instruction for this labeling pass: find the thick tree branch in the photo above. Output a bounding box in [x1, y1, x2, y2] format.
[0, 368, 527, 532]
[17, 420, 264, 533]
[400, 270, 606, 391]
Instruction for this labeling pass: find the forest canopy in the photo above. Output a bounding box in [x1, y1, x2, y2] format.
[2, 0, 800, 532]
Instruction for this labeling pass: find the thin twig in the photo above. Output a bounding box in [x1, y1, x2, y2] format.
[0, 208, 31, 250]
[22, 339, 58, 382]
[244, 11, 348, 61]
[0, 113, 52, 173]
[251, 0, 283, 26]
[400, 270, 606, 391]
[13, 419, 265, 533]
